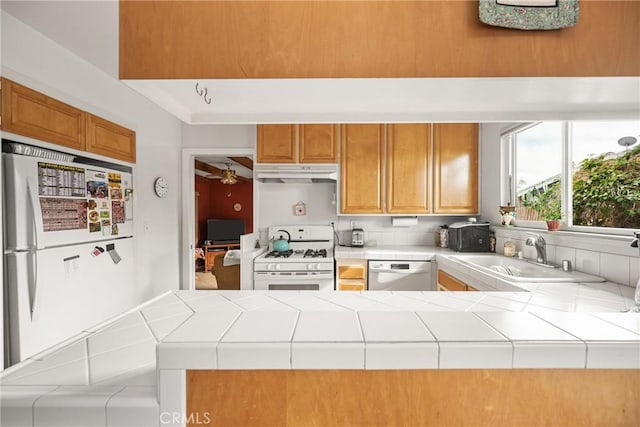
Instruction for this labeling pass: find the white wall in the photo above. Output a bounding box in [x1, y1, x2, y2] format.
[1, 12, 182, 310]
[181, 124, 255, 148]
[479, 123, 509, 225]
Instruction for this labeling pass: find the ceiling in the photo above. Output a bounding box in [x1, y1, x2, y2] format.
[194, 156, 253, 180]
[2, 1, 639, 124]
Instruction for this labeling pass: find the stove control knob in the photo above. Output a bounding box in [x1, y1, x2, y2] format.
[316, 263, 323, 270]
[275, 264, 282, 270]
[267, 264, 275, 271]
[307, 264, 315, 270]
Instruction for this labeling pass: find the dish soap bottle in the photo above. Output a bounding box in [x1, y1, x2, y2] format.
[503, 240, 516, 257]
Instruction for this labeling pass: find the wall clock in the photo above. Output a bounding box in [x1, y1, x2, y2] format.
[154, 177, 169, 198]
[233, 202, 242, 212]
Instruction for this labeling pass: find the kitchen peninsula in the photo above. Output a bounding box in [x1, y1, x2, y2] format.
[155, 251, 639, 427]
[2, 249, 638, 427]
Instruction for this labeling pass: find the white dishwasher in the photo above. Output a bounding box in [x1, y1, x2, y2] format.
[368, 260, 434, 291]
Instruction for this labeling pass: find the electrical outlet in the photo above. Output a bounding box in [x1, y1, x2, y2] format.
[329, 221, 335, 228]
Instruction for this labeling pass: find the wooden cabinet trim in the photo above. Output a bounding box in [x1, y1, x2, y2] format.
[86, 113, 136, 163]
[1, 78, 86, 151]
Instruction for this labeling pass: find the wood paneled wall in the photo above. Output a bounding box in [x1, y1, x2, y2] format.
[187, 369, 640, 427]
[120, 1, 639, 79]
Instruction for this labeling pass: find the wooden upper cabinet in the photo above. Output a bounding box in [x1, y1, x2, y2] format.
[299, 124, 338, 163]
[86, 114, 136, 163]
[1, 78, 86, 150]
[433, 123, 479, 214]
[340, 124, 384, 214]
[257, 124, 297, 163]
[386, 124, 432, 214]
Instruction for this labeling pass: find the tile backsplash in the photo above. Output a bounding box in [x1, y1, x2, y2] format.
[334, 216, 463, 247]
[494, 227, 640, 287]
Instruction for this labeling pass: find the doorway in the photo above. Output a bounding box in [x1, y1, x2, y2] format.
[181, 148, 255, 291]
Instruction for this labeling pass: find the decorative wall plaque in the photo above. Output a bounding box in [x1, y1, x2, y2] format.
[479, 0, 579, 30]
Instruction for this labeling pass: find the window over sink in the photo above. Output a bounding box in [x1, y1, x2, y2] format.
[501, 120, 640, 233]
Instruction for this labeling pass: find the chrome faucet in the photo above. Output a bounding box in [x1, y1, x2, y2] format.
[525, 233, 547, 265]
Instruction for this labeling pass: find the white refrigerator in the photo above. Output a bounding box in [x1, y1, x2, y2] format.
[3, 151, 135, 365]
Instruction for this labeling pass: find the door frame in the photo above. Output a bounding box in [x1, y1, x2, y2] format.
[181, 147, 255, 290]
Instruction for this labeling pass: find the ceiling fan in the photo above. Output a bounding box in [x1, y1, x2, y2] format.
[220, 163, 238, 185]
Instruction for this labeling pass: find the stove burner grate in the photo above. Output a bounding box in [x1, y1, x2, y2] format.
[303, 249, 328, 258]
[265, 250, 293, 258]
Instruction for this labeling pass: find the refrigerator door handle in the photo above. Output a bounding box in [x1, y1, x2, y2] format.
[27, 250, 39, 320]
[26, 176, 45, 250]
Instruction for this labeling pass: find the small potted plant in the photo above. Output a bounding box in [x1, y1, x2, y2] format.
[540, 203, 561, 231]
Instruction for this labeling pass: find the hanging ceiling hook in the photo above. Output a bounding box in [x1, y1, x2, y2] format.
[195, 82, 212, 104]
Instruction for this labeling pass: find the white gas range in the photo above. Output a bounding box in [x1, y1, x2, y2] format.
[254, 225, 335, 291]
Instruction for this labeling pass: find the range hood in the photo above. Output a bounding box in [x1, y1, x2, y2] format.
[254, 164, 338, 183]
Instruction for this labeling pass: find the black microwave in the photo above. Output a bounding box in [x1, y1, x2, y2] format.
[448, 222, 490, 252]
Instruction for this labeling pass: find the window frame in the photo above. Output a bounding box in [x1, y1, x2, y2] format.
[501, 121, 639, 236]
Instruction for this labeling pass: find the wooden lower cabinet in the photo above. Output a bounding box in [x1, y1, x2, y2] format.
[1, 78, 86, 150]
[437, 270, 474, 291]
[187, 369, 640, 427]
[86, 114, 136, 163]
[336, 259, 367, 291]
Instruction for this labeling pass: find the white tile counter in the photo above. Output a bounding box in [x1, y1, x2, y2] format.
[155, 290, 640, 372]
[2, 255, 639, 427]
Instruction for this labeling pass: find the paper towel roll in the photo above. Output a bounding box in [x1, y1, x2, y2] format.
[391, 216, 418, 227]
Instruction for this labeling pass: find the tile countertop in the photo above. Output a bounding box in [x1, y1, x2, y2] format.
[158, 290, 640, 371]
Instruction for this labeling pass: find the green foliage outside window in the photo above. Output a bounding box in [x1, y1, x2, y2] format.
[520, 145, 640, 228]
[573, 145, 640, 228]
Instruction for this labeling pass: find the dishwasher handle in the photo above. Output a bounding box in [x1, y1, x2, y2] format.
[369, 261, 430, 274]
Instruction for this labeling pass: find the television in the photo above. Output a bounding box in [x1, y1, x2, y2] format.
[207, 219, 245, 244]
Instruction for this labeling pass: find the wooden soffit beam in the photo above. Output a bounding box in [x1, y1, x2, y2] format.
[228, 157, 254, 171]
[195, 160, 250, 182]
[120, 1, 640, 79]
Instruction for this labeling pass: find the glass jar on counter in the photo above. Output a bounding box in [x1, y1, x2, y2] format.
[440, 226, 449, 248]
[503, 240, 516, 257]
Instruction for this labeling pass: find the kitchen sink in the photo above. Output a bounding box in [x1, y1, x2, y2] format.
[450, 254, 606, 283]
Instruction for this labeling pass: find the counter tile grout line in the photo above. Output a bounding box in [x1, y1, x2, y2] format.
[213, 311, 244, 370]
[218, 293, 248, 311]
[31, 385, 61, 427]
[411, 311, 443, 368]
